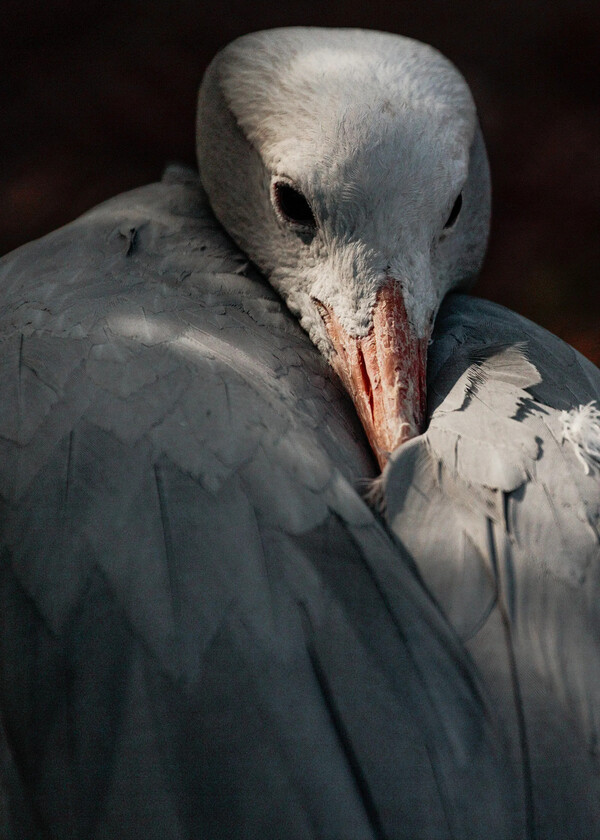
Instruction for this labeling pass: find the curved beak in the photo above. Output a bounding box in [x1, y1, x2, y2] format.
[319, 280, 429, 469]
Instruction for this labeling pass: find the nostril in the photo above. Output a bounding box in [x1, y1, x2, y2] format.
[312, 297, 331, 325]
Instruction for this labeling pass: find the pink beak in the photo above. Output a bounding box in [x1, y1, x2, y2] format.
[318, 280, 429, 469]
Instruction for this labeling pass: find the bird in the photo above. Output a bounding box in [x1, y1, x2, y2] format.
[0, 25, 598, 840]
[198, 28, 600, 835]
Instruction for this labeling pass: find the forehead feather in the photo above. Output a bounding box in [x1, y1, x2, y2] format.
[217, 27, 476, 170]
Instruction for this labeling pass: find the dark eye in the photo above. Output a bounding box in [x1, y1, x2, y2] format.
[444, 192, 463, 229]
[273, 182, 316, 227]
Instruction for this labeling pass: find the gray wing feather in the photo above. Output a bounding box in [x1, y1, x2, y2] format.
[0, 171, 518, 839]
[384, 293, 600, 839]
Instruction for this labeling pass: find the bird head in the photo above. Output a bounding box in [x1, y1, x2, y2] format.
[197, 28, 491, 468]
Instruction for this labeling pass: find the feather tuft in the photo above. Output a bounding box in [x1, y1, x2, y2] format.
[359, 473, 387, 515]
[560, 401, 600, 475]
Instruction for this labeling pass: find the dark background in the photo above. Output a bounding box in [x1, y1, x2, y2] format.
[1, 0, 598, 362]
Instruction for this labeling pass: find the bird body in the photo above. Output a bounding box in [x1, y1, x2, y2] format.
[1, 25, 599, 839]
[0, 167, 518, 839]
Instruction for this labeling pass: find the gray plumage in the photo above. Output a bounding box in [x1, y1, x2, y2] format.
[383, 299, 600, 838]
[0, 168, 519, 839]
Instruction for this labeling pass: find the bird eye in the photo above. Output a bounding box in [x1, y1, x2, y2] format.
[273, 182, 316, 227]
[443, 192, 463, 229]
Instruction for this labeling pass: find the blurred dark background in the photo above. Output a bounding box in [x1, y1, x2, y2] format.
[1, 0, 598, 362]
